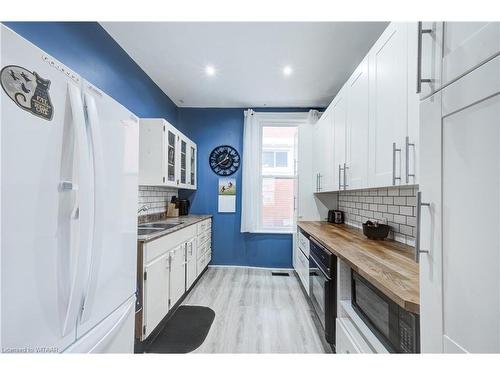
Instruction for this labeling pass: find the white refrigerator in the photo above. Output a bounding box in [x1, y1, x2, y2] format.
[0, 25, 139, 353]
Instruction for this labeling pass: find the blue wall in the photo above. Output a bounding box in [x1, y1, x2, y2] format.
[177, 108, 319, 269]
[3, 22, 178, 125]
[4, 21, 316, 268]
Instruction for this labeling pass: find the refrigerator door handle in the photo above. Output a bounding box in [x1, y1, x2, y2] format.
[80, 92, 105, 323]
[60, 83, 95, 337]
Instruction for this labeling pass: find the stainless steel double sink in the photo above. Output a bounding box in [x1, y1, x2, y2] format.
[137, 222, 183, 236]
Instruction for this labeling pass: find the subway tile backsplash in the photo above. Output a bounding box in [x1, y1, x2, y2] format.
[337, 186, 417, 246]
[138, 186, 178, 217]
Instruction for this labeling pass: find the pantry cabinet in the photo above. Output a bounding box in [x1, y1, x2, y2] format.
[419, 54, 500, 353]
[139, 118, 197, 189]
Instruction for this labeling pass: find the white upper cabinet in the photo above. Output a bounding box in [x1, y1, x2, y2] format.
[332, 90, 347, 191]
[345, 58, 369, 190]
[188, 140, 197, 189]
[368, 23, 409, 188]
[313, 108, 335, 192]
[139, 118, 197, 189]
[442, 22, 500, 87]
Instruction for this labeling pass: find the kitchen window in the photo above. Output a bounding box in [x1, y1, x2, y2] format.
[241, 111, 311, 234]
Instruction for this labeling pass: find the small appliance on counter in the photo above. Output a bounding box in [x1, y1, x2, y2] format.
[178, 199, 190, 216]
[328, 209, 344, 224]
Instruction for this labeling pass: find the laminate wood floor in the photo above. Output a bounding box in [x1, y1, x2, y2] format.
[182, 266, 332, 353]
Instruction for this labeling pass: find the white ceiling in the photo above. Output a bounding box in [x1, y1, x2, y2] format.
[101, 22, 388, 108]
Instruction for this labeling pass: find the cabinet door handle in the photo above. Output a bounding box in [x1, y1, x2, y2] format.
[405, 136, 416, 183]
[415, 191, 430, 263]
[392, 142, 402, 185]
[343, 162, 348, 190]
[416, 21, 432, 94]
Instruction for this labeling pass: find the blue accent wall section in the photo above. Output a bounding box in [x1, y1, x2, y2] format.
[177, 108, 319, 269]
[3, 22, 178, 124]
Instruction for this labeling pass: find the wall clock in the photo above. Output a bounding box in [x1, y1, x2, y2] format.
[209, 145, 241, 176]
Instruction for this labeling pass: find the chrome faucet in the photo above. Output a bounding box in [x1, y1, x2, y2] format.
[138, 204, 149, 214]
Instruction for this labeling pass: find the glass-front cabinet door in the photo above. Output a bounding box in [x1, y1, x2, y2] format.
[180, 138, 187, 186]
[165, 123, 178, 187]
[188, 141, 197, 189]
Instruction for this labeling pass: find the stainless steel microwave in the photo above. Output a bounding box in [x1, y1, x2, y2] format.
[351, 271, 420, 353]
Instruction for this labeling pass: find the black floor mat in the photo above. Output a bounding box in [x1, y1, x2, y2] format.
[146, 305, 215, 353]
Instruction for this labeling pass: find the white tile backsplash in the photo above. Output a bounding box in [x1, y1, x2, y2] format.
[338, 186, 417, 246]
[138, 186, 178, 217]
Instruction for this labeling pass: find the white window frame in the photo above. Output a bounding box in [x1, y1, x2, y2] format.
[249, 112, 309, 234]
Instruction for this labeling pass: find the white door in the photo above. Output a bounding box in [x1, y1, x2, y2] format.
[1, 25, 91, 352]
[144, 254, 170, 338]
[440, 56, 500, 353]
[332, 92, 347, 190]
[346, 58, 369, 190]
[77, 81, 138, 339]
[418, 91, 443, 353]
[442, 22, 500, 87]
[312, 116, 323, 192]
[186, 238, 197, 289]
[368, 23, 408, 187]
[169, 244, 186, 307]
[419, 55, 500, 353]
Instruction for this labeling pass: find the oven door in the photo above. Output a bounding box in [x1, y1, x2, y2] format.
[309, 253, 329, 329]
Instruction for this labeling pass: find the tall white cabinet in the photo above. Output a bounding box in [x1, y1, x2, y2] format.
[139, 118, 197, 189]
[418, 23, 500, 353]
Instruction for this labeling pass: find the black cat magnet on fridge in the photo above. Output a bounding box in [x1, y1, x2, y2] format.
[1, 65, 54, 121]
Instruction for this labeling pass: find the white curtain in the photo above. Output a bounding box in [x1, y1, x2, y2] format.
[240, 109, 260, 233]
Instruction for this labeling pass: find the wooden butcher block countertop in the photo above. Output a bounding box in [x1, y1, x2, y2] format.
[298, 221, 420, 314]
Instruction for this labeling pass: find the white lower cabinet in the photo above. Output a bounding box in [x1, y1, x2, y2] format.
[169, 244, 187, 308]
[140, 218, 211, 340]
[336, 319, 361, 354]
[186, 238, 197, 290]
[143, 253, 170, 338]
[294, 232, 309, 295]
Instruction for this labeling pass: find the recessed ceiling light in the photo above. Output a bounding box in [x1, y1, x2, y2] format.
[205, 65, 216, 76]
[283, 65, 293, 77]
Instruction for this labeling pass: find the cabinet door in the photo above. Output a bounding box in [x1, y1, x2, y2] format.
[418, 91, 443, 353]
[346, 58, 369, 190]
[440, 56, 500, 353]
[188, 141, 197, 189]
[332, 92, 347, 191]
[418, 22, 444, 99]
[179, 135, 188, 188]
[406, 22, 420, 185]
[165, 122, 179, 187]
[139, 120, 165, 185]
[186, 238, 197, 289]
[368, 23, 408, 187]
[442, 22, 500, 87]
[312, 117, 323, 192]
[169, 244, 186, 308]
[144, 254, 170, 338]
